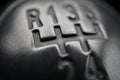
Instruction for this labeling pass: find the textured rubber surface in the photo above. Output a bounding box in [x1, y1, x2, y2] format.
[0, 0, 120, 80]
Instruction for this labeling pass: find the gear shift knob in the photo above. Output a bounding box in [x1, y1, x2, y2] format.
[0, 0, 120, 80]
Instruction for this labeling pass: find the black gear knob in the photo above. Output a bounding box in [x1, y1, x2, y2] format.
[0, 0, 120, 80]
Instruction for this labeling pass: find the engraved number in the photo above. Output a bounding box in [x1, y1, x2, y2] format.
[47, 6, 58, 24]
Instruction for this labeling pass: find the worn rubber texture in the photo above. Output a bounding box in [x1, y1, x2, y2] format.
[0, 0, 120, 80]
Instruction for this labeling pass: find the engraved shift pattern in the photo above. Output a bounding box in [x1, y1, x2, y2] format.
[26, 2, 108, 80]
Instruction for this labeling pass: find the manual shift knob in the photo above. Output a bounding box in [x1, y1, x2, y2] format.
[0, 0, 120, 80]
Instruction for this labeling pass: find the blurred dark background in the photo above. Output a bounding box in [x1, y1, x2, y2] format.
[104, 0, 120, 12]
[0, 0, 120, 15]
